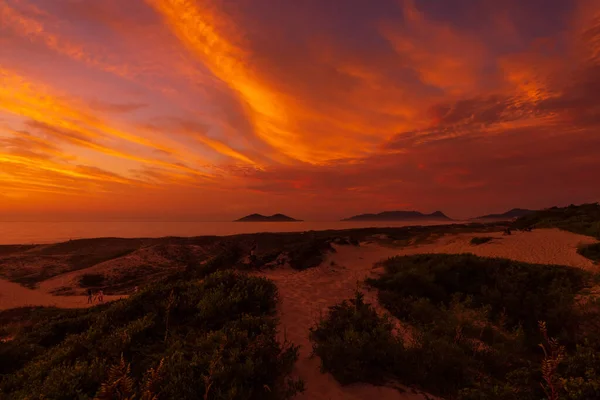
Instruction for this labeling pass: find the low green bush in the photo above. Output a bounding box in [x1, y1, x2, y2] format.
[288, 239, 335, 270]
[79, 273, 106, 287]
[309, 291, 402, 385]
[310, 254, 598, 398]
[367, 254, 588, 341]
[181, 244, 243, 279]
[512, 203, 600, 239]
[0, 270, 303, 399]
[578, 243, 600, 263]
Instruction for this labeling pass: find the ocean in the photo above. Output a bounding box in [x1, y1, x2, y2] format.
[0, 220, 463, 245]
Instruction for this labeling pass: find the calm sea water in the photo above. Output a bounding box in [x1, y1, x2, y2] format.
[0, 220, 464, 245]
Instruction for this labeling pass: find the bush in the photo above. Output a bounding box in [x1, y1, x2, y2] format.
[471, 236, 493, 245]
[182, 244, 243, 279]
[561, 341, 600, 399]
[328, 254, 599, 397]
[0, 271, 303, 399]
[512, 203, 600, 239]
[309, 291, 402, 385]
[79, 273, 105, 287]
[308, 292, 506, 396]
[367, 254, 588, 341]
[578, 243, 600, 263]
[288, 239, 335, 270]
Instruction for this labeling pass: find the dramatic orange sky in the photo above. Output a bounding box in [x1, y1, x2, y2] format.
[1, 0, 599, 221]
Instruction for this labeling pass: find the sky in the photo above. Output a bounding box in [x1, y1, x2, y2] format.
[1, 0, 599, 221]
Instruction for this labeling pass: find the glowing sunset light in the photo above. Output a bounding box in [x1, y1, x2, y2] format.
[1, 0, 599, 221]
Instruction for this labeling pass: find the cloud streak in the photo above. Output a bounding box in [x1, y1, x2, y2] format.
[1, 0, 599, 220]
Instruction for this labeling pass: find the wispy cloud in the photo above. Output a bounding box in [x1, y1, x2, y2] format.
[1, 0, 599, 220]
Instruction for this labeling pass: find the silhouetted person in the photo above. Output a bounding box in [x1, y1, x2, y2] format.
[249, 243, 257, 264]
[87, 289, 93, 304]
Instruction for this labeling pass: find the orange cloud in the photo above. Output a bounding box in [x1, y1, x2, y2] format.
[1, 0, 599, 221]
[381, 0, 486, 95]
[0, 69, 232, 180]
[145, 0, 307, 161]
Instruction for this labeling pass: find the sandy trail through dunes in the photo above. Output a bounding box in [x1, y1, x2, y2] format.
[257, 244, 427, 400]
[0, 278, 123, 310]
[258, 228, 598, 400]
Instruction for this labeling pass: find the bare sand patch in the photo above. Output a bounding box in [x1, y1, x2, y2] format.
[0, 278, 123, 310]
[395, 228, 598, 270]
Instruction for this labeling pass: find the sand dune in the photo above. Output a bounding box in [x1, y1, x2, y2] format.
[255, 228, 598, 399]
[0, 228, 597, 398]
[37, 243, 207, 295]
[0, 278, 123, 310]
[395, 228, 598, 269]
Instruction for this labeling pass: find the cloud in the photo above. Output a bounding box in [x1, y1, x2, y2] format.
[380, 0, 488, 95]
[88, 100, 148, 114]
[0, 68, 219, 178]
[1, 0, 599, 220]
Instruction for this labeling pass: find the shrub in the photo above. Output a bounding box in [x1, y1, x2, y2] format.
[79, 273, 105, 287]
[0, 271, 303, 399]
[577, 243, 600, 263]
[367, 254, 588, 341]
[325, 253, 600, 397]
[512, 203, 600, 239]
[471, 236, 493, 245]
[288, 239, 334, 270]
[308, 292, 505, 396]
[309, 291, 403, 385]
[182, 244, 242, 279]
[559, 340, 600, 399]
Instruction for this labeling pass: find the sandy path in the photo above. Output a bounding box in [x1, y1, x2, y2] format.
[0, 278, 124, 310]
[258, 228, 598, 400]
[257, 244, 429, 400]
[397, 228, 598, 270]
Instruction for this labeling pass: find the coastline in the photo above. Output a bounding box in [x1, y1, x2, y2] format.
[0, 219, 473, 245]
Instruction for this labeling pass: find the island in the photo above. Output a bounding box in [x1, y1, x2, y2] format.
[234, 213, 302, 222]
[341, 210, 452, 221]
[474, 208, 536, 220]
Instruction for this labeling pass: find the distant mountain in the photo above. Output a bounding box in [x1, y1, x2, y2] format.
[474, 208, 536, 220]
[234, 213, 301, 222]
[342, 210, 452, 222]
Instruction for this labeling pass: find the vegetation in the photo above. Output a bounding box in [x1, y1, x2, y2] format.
[311, 254, 600, 398]
[470, 236, 493, 245]
[0, 271, 303, 399]
[578, 243, 600, 263]
[369, 254, 588, 340]
[0, 306, 83, 347]
[512, 203, 600, 263]
[287, 239, 335, 270]
[79, 273, 106, 288]
[0, 237, 219, 289]
[309, 291, 402, 385]
[0, 223, 511, 292]
[512, 203, 600, 239]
